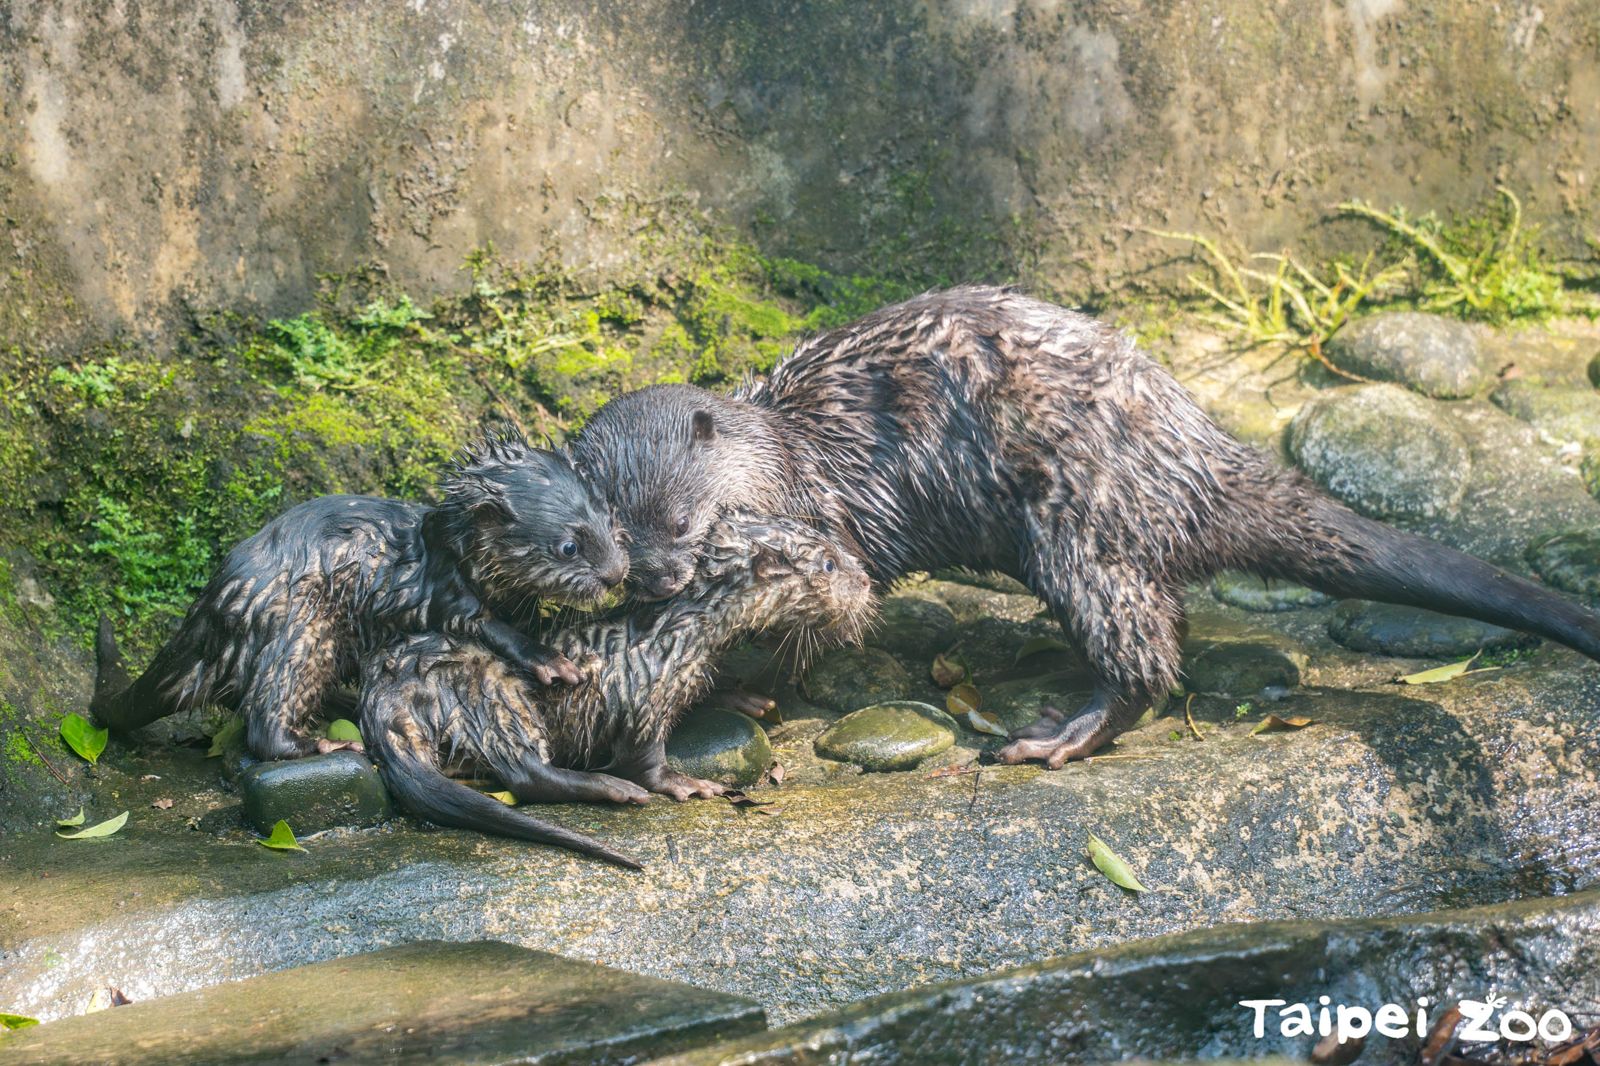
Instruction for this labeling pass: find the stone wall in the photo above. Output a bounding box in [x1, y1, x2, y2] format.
[2, 0, 1597, 351]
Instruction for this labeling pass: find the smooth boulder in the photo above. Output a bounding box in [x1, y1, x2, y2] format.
[667, 707, 774, 787]
[1324, 311, 1488, 398]
[239, 752, 393, 835]
[813, 702, 957, 771]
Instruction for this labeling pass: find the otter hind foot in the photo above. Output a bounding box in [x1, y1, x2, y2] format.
[713, 686, 777, 719]
[636, 765, 728, 802]
[997, 693, 1132, 769]
[510, 764, 652, 806]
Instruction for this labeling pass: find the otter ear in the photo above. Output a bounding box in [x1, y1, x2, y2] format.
[752, 544, 793, 581]
[447, 474, 512, 524]
[691, 410, 716, 444]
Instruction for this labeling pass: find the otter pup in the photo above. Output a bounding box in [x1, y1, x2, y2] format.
[91, 429, 629, 761]
[571, 285, 1600, 767]
[361, 511, 875, 855]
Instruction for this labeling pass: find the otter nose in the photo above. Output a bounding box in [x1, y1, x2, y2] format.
[641, 568, 690, 601]
[600, 560, 629, 588]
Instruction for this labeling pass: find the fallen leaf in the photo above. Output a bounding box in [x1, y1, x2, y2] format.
[0, 1013, 39, 1031]
[723, 789, 775, 810]
[486, 791, 516, 806]
[1086, 832, 1147, 893]
[257, 820, 306, 852]
[151, 798, 174, 810]
[1420, 1005, 1464, 1066]
[755, 806, 783, 816]
[139, 774, 161, 782]
[56, 807, 86, 828]
[1312, 1030, 1366, 1066]
[963, 709, 1007, 737]
[206, 717, 245, 758]
[930, 652, 966, 688]
[325, 718, 363, 744]
[1398, 655, 1497, 685]
[1250, 714, 1317, 736]
[59, 712, 108, 766]
[86, 986, 132, 1013]
[1184, 694, 1205, 741]
[1014, 636, 1072, 664]
[757, 761, 787, 789]
[56, 811, 129, 840]
[946, 682, 982, 717]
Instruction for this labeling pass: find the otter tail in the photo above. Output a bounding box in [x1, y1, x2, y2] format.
[89, 613, 214, 732]
[368, 720, 642, 871]
[1254, 491, 1600, 662]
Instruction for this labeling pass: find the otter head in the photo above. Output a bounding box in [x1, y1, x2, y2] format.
[698, 512, 876, 652]
[571, 385, 782, 602]
[441, 428, 628, 606]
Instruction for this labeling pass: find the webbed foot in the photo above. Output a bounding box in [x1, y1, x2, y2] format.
[634, 765, 728, 802]
[713, 686, 777, 719]
[996, 692, 1137, 769]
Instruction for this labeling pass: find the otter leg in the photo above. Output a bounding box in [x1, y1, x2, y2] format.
[239, 629, 339, 761]
[710, 682, 777, 719]
[478, 618, 585, 687]
[604, 737, 727, 801]
[998, 545, 1184, 767]
[506, 760, 652, 806]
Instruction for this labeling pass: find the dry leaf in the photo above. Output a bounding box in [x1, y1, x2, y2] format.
[930, 652, 966, 688]
[1312, 1031, 1366, 1066]
[1420, 1005, 1464, 1066]
[139, 774, 161, 782]
[964, 709, 1007, 737]
[1184, 694, 1205, 741]
[947, 682, 982, 717]
[1249, 714, 1316, 735]
[151, 798, 173, 810]
[1013, 636, 1072, 664]
[768, 762, 785, 786]
[723, 789, 775, 810]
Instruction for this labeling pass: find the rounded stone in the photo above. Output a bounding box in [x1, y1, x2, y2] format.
[1324, 312, 1488, 398]
[869, 595, 959, 660]
[1588, 349, 1600, 389]
[800, 647, 912, 713]
[1287, 384, 1471, 521]
[1327, 601, 1533, 658]
[1491, 380, 1600, 445]
[1210, 571, 1332, 612]
[981, 673, 1095, 733]
[239, 752, 393, 835]
[666, 707, 773, 787]
[1184, 641, 1304, 696]
[813, 701, 958, 772]
[1526, 531, 1600, 600]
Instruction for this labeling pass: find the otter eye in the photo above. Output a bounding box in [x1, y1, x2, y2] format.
[823, 557, 836, 573]
[559, 540, 578, 558]
[675, 515, 691, 537]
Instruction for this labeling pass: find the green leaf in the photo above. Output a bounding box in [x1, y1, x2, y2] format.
[1249, 714, 1316, 736]
[486, 791, 516, 806]
[1397, 654, 1497, 685]
[206, 717, 245, 758]
[257, 820, 306, 852]
[1, 1012, 40, 1031]
[325, 719, 363, 744]
[1086, 832, 1147, 893]
[56, 811, 128, 839]
[56, 808, 86, 828]
[1014, 636, 1072, 665]
[59, 712, 108, 766]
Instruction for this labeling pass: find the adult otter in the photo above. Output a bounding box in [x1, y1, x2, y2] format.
[361, 513, 875, 864]
[572, 285, 1600, 767]
[92, 429, 628, 761]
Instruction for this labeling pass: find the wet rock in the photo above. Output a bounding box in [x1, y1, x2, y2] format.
[239, 752, 392, 835]
[1, 940, 764, 1066]
[667, 707, 773, 788]
[930, 569, 1033, 596]
[799, 647, 911, 713]
[813, 702, 957, 771]
[914, 579, 1045, 624]
[947, 616, 1080, 681]
[867, 594, 958, 660]
[1327, 600, 1532, 658]
[1526, 530, 1600, 600]
[1324, 311, 1488, 398]
[1589, 349, 1600, 389]
[1209, 571, 1332, 612]
[1184, 640, 1305, 696]
[1491, 380, 1600, 445]
[658, 891, 1600, 1066]
[981, 672, 1094, 733]
[1287, 385, 1471, 521]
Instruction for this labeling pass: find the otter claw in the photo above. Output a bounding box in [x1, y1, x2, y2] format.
[997, 702, 1119, 768]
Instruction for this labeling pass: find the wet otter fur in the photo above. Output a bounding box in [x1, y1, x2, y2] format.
[362, 512, 875, 847]
[572, 285, 1600, 766]
[91, 429, 629, 761]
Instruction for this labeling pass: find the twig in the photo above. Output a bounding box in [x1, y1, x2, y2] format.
[967, 764, 983, 811]
[20, 726, 70, 787]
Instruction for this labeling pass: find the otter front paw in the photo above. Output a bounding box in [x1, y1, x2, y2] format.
[635, 766, 728, 802]
[517, 646, 586, 687]
[712, 685, 777, 719]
